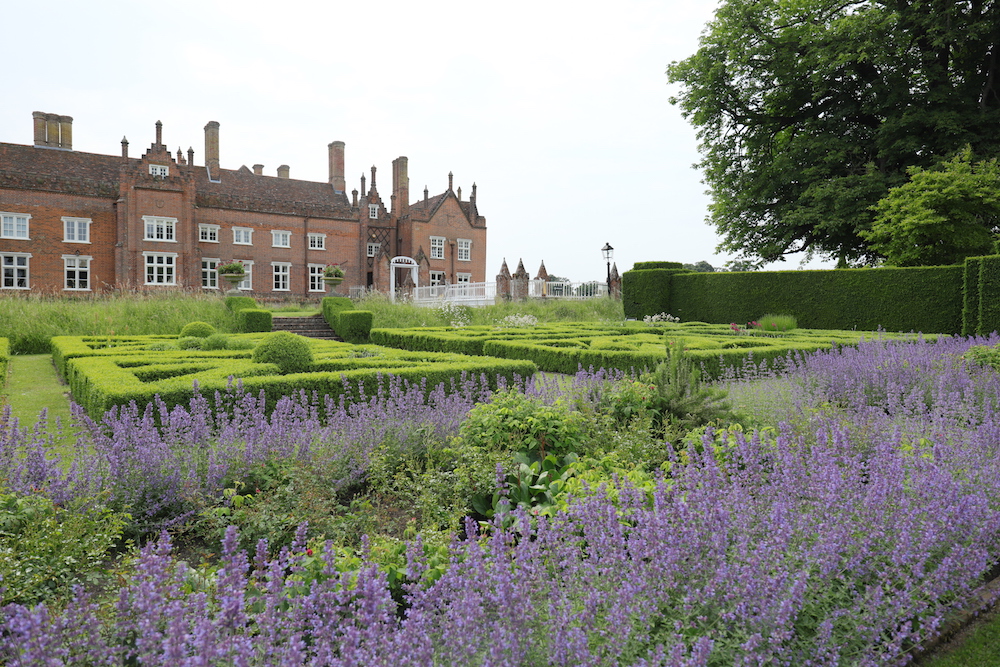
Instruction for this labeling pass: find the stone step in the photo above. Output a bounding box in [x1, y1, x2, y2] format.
[271, 315, 342, 341]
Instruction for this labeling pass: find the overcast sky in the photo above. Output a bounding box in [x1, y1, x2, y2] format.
[1, 0, 832, 282]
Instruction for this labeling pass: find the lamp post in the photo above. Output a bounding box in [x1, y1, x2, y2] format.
[601, 242, 614, 297]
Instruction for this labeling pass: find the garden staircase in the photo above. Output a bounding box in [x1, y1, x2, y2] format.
[270, 315, 341, 341]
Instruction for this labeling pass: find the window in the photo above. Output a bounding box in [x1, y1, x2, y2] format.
[149, 164, 169, 177]
[236, 260, 253, 290]
[143, 252, 177, 285]
[456, 273, 472, 284]
[143, 216, 176, 242]
[367, 242, 380, 258]
[429, 270, 446, 286]
[1, 212, 30, 240]
[308, 233, 326, 250]
[199, 224, 220, 243]
[457, 239, 471, 262]
[233, 227, 253, 245]
[201, 258, 219, 289]
[63, 217, 91, 243]
[63, 255, 91, 290]
[271, 230, 291, 248]
[1, 253, 30, 289]
[308, 264, 326, 292]
[272, 262, 291, 291]
[430, 236, 445, 260]
[369, 204, 379, 219]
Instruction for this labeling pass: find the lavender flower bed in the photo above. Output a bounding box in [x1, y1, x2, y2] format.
[4, 337, 1000, 664]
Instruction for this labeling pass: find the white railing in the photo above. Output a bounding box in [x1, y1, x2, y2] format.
[409, 280, 609, 306]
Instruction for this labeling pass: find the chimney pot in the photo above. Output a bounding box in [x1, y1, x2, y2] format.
[46, 114, 60, 148]
[277, 164, 290, 179]
[32, 111, 46, 146]
[253, 164, 264, 175]
[57, 115, 72, 149]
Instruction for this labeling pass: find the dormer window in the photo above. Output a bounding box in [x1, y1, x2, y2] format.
[369, 204, 379, 219]
[149, 164, 169, 177]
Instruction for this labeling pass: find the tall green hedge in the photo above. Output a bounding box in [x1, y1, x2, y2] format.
[627, 266, 964, 333]
[236, 309, 273, 333]
[632, 261, 684, 270]
[963, 257, 984, 336]
[622, 269, 690, 320]
[978, 255, 1000, 335]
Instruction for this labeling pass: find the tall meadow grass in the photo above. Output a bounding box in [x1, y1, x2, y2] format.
[356, 291, 625, 328]
[0, 291, 238, 354]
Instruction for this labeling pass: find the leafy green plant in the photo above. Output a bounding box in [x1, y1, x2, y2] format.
[179, 321, 217, 338]
[202, 333, 230, 350]
[641, 344, 734, 433]
[178, 336, 205, 350]
[472, 452, 579, 521]
[0, 493, 129, 605]
[251, 331, 314, 374]
[457, 390, 587, 459]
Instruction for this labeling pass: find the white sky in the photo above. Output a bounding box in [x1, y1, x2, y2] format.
[1, 0, 831, 281]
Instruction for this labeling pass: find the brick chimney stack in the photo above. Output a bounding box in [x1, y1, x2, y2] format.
[392, 156, 409, 219]
[253, 164, 263, 175]
[329, 141, 346, 193]
[277, 165, 290, 179]
[32, 112, 73, 149]
[204, 121, 220, 180]
[58, 115, 73, 149]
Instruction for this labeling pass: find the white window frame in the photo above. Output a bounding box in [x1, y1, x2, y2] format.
[62, 217, 91, 244]
[236, 260, 253, 290]
[148, 164, 169, 177]
[430, 236, 445, 260]
[62, 254, 92, 291]
[456, 272, 472, 284]
[142, 216, 177, 242]
[271, 230, 291, 248]
[1, 212, 30, 240]
[308, 233, 326, 250]
[457, 238, 471, 262]
[308, 264, 326, 292]
[233, 227, 253, 245]
[143, 252, 178, 285]
[369, 204, 379, 219]
[429, 270, 446, 286]
[367, 242, 380, 258]
[272, 262, 291, 291]
[199, 224, 220, 243]
[1, 253, 31, 289]
[202, 258, 219, 289]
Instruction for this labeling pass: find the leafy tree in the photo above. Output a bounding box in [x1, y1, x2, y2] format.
[682, 261, 716, 273]
[863, 148, 1000, 266]
[667, 0, 1000, 267]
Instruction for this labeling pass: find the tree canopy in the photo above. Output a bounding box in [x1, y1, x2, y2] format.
[863, 148, 1000, 266]
[667, 0, 1000, 267]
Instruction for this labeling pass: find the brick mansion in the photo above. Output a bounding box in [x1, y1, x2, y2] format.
[0, 112, 487, 296]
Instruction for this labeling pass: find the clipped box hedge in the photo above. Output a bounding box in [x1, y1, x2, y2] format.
[321, 298, 373, 342]
[0, 337, 8, 389]
[236, 309, 273, 333]
[52, 335, 537, 417]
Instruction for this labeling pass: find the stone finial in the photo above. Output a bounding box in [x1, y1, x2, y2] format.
[610, 263, 622, 299]
[471, 182, 477, 202]
[457, 186, 462, 200]
[177, 147, 185, 165]
[448, 171, 453, 191]
[187, 147, 195, 165]
[535, 261, 549, 282]
[496, 259, 512, 301]
[511, 259, 529, 301]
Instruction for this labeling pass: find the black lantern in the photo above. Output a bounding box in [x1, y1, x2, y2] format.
[601, 243, 614, 296]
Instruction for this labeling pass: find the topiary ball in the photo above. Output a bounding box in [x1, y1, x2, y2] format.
[180, 321, 217, 338]
[252, 331, 314, 374]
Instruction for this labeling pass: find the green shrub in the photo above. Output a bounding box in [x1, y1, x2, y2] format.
[226, 337, 256, 350]
[177, 336, 205, 350]
[590, 338, 638, 351]
[203, 333, 230, 350]
[252, 331, 314, 374]
[179, 321, 217, 338]
[236, 308, 273, 333]
[0, 337, 8, 388]
[0, 493, 129, 605]
[457, 390, 587, 459]
[642, 345, 734, 433]
[337, 310, 374, 343]
[225, 295, 257, 312]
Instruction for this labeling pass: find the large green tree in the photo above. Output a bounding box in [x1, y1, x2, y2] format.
[668, 0, 1000, 266]
[863, 148, 1000, 265]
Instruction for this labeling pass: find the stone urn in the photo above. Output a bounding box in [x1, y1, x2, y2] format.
[220, 273, 245, 295]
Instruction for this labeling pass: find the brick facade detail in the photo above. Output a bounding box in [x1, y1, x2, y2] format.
[0, 114, 487, 296]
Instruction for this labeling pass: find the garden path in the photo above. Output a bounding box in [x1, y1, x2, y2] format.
[3, 354, 78, 452]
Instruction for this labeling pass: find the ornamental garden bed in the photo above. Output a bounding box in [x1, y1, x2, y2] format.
[50, 334, 536, 418]
[371, 321, 940, 377]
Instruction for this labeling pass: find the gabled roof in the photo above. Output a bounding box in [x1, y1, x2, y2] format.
[408, 189, 485, 227]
